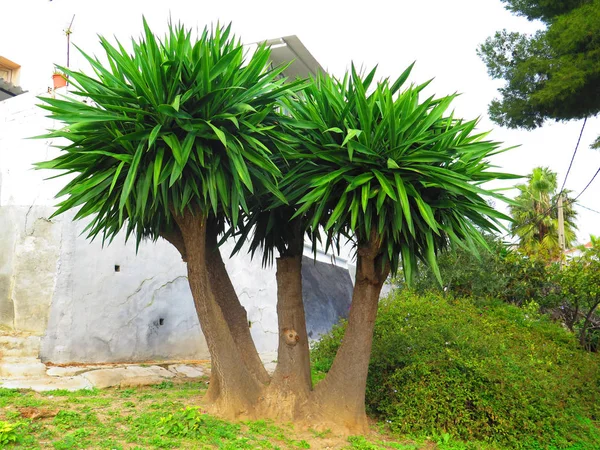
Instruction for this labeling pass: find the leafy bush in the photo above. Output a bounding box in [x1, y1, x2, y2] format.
[0, 420, 24, 447]
[407, 235, 557, 308]
[549, 249, 600, 350]
[408, 234, 600, 352]
[312, 291, 600, 448]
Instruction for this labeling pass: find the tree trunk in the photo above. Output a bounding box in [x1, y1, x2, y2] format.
[205, 231, 270, 385]
[161, 225, 188, 262]
[174, 211, 263, 417]
[259, 251, 312, 419]
[308, 238, 389, 433]
[163, 214, 390, 432]
[579, 298, 600, 350]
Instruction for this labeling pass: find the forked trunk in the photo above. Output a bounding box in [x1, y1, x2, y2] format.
[164, 215, 388, 432]
[205, 231, 270, 385]
[308, 238, 389, 432]
[259, 251, 312, 419]
[174, 211, 263, 417]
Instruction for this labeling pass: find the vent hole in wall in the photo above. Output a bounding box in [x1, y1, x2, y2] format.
[159, 318, 164, 326]
[114, 265, 121, 272]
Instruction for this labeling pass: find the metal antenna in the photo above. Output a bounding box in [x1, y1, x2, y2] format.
[66, 14, 75, 68]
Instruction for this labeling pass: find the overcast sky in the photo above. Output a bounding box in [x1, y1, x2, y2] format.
[2, 0, 598, 243]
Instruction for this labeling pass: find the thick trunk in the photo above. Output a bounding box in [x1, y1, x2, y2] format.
[163, 213, 389, 433]
[309, 238, 389, 432]
[205, 232, 270, 385]
[259, 253, 312, 419]
[174, 211, 263, 417]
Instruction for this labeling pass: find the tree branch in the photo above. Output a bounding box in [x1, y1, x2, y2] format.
[161, 225, 188, 262]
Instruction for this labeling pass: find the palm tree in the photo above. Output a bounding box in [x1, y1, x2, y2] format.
[510, 167, 577, 260]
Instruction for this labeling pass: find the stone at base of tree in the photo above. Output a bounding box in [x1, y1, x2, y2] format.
[81, 368, 130, 388]
[168, 364, 204, 378]
[82, 366, 174, 388]
[46, 365, 106, 377]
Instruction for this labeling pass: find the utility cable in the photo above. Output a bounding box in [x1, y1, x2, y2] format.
[559, 117, 587, 194]
[579, 204, 600, 215]
[573, 167, 600, 201]
[502, 121, 595, 240]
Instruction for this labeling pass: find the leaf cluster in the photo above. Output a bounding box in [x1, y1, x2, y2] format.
[479, 0, 600, 131]
[275, 65, 515, 281]
[36, 20, 301, 247]
[36, 20, 516, 283]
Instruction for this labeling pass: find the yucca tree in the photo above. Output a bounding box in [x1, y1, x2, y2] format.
[510, 167, 578, 260]
[35, 18, 517, 430]
[241, 65, 516, 430]
[36, 20, 304, 416]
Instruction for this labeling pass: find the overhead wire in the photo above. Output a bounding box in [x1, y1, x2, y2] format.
[579, 204, 600, 215]
[501, 116, 597, 240]
[559, 117, 587, 194]
[573, 167, 600, 201]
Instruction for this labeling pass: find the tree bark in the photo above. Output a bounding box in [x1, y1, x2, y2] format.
[162, 212, 390, 432]
[579, 298, 600, 350]
[205, 231, 270, 385]
[308, 237, 389, 432]
[259, 248, 312, 419]
[174, 210, 263, 417]
[160, 225, 188, 262]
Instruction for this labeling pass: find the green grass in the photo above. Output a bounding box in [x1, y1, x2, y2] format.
[0, 380, 428, 449]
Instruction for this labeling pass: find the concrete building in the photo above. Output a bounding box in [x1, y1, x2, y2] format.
[0, 37, 355, 377]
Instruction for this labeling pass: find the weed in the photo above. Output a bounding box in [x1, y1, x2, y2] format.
[0, 420, 24, 446]
[119, 388, 136, 398]
[309, 427, 331, 438]
[156, 380, 174, 390]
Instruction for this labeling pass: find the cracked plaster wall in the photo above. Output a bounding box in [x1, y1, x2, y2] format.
[1, 92, 355, 365]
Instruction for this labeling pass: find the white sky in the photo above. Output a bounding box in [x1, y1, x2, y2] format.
[2, 0, 599, 243]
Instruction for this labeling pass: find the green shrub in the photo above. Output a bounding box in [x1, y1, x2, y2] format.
[311, 291, 600, 449]
[405, 235, 557, 309]
[548, 252, 600, 350]
[0, 420, 24, 446]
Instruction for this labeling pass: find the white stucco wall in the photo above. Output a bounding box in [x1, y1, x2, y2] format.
[0, 90, 209, 363]
[0, 90, 355, 365]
